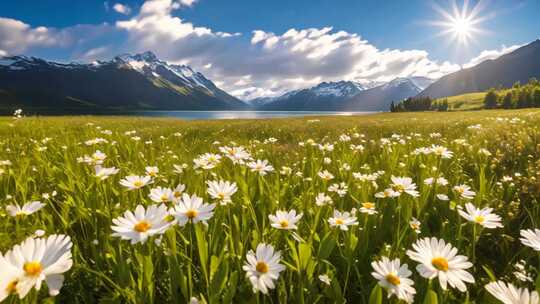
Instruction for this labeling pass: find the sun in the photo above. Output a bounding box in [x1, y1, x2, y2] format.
[429, 0, 489, 47]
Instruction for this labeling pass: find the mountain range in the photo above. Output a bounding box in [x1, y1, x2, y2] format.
[0, 51, 244, 111]
[1, 39, 539, 112]
[251, 77, 433, 111]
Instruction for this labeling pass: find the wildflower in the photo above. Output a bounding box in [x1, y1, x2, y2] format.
[371, 257, 416, 303]
[206, 180, 238, 205]
[328, 182, 348, 197]
[375, 189, 399, 199]
[520, 229, 540, 251]
[318, 274, 331, 285]
[436, 194, 450, 201]
[94, 166, 119, 180]
[0, 234, 73, 299]
[145, 166, 159, 177]
[219, 146, 251, 164]
[111, 204, 171, 244]
[406, 237, 474, 292]
[193, 153, 221, 170]
[171, 193, 216, 226]
[390, 176, 419, 197]
[247, 159, 274, 176]
[328, 210, 358, 230]
[424, 177, 448, 186]
[6, 201, 44, 217]
[269, 210, 303, 230]
[172, 184, 186, 202]
[360, 202, 377, 215]
[243, 243, 285, 294]
[317, 170, 334, 181]
[458, 203, 503, 228]
[453, 184, 476, 200]
[119, 175, 152, 190]
[315, 193, 333, 206]
[485, 281, 539, 304]
[149, 186, 174, 204]
[409, 218, 421, 233]
[430, 145, 453, 159]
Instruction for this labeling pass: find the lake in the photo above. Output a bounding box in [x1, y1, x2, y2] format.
[123, 111, 376, 120]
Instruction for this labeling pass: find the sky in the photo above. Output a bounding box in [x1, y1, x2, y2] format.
[1, 0, 539, 99]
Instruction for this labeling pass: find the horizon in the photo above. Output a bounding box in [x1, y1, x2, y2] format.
[1, 0, 539, 99]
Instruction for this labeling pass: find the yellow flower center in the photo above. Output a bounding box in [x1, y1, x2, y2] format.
[474, 215, 485, 224]
[160, 195, 169, 202]
[6, 279, 18, 294]
[335, 218, 345, 225]
[394, 185, 405, 192]
[133, 181, 144, 188]
[431, 257, 449, 272]
[23, 261, 42, 276]
[279, 220, 289, 228]
[217, 193, 226, 200]
[456, 188, 464, 194]
[186, 209, 198, 219]
[362, 202, 375, 209]
[255, 261, 269, 273]
[174, 191, 182, 198]
[385, 273, 401, 285]
[134, 220, 151, 232]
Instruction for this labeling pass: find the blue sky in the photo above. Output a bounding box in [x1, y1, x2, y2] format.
[1, 0, 539, 98]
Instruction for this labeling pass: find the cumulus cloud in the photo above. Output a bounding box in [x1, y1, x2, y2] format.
[463, 44, 522, 68]
[113, 3, 132, 15]
[0, 0, 521, 100]
[114, 1, 462, 99]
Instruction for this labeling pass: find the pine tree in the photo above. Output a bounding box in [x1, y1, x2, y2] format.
[484, 90, 498, 109]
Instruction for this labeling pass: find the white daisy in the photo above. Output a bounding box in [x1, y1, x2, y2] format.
[0, 234, 73, 300]
[111, 204, 171, 244]
[268, 210, 303, 230]
[315, 193, 333, 206]
[328, 210, 358, 231]
[6, 201, 44, 217]
[409, 217, 421, 233]
[453, 184, 476, 200]
[94, 165, 119, 180]
[485, 281, 539, 304]
[406, 237, 475, 292]
[242, 243, 285, 294]
[359, 202, 378, 215]
[317, 170, 334, 181]
[458, 203, 503, 228]
[145, 166, 159, 177]
[148, 186, 174, 204]
[371, 257, 416, 303]
[247, 159, 274, 176]
[170, 193, 216, 226]
[119, 175, 152, 190]
[390, 176, 419, 197]
[206, 180, 238, 205]
[520, 229, 540, 251]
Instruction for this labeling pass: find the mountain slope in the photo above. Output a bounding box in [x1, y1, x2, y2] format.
[419, 39, 540, 98]
[0, 52, 245, 111]
[258, 77, 433, 111]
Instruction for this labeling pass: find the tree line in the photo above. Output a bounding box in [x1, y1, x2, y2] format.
[390, 78, 540, 112]
[389, 97, 448, 112]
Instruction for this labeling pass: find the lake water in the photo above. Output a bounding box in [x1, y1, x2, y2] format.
[124, 111, 376, 120]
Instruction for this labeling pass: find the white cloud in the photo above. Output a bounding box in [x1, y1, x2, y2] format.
[113, 3, 132, 15]
[0, 49, 7, 57]
[1, 0, 522, 100]
[114, 2, 462, 99]
[178, 0, 198, 7]
[463, 44, 522, 68]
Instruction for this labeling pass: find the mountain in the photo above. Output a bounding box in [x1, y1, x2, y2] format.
[0, 51, 245, 112]
[255, 77, 434, 111]
[419, 39, 540, 99]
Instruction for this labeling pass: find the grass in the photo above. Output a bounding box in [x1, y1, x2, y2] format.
[1, 109, 540, 303]
[436, 92, 487, 110]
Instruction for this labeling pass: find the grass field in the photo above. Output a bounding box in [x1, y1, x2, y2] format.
[1, 110, 540, 303]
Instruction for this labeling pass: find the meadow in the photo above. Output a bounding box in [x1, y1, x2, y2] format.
[1, 110, 540, 303]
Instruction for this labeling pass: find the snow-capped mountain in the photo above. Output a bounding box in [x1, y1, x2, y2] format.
[255, 77, 434, 111]
[0, 51, 244, 111]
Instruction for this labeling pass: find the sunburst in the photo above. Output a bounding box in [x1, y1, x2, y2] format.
[429, 0, 490, 46]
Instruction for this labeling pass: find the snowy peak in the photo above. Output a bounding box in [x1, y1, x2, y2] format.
[311, 81, 366, 97]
